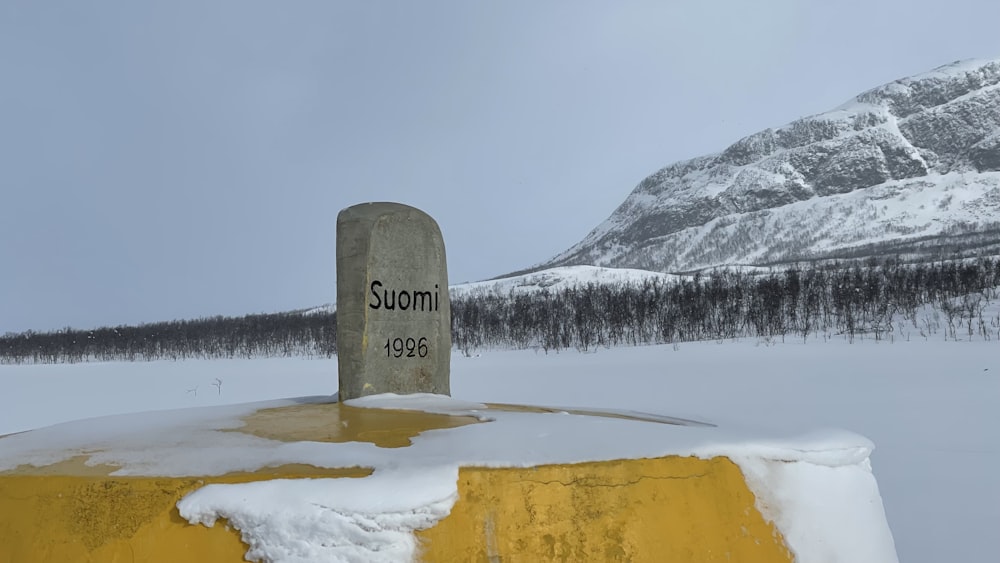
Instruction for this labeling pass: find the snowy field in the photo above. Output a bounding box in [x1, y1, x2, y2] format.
[2, 337, 997, 563]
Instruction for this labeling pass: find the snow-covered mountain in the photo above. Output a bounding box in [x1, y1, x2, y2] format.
[530, 58, 1000, 274]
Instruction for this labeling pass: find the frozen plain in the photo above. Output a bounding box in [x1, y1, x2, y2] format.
[1, 335, 997, 563]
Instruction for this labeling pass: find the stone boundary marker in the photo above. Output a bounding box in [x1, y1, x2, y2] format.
[336, 202, 451, 400]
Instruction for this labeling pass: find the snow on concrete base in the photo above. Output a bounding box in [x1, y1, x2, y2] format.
[179, 469, 459, 563]
[0, 393, 898, 562]
[737, 456, 898, 563]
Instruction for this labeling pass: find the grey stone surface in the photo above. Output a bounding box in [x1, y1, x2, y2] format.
[336, 202, 450, 400]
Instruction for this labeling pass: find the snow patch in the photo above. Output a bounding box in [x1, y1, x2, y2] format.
[178, 469, 459, 563]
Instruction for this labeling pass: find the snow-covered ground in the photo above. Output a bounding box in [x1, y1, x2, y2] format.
[2, 337, 997, 563]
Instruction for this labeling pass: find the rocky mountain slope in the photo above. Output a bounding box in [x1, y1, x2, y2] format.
[533, 58, 1000, 274]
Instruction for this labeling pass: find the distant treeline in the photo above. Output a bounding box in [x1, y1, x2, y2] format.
[451, 258, 1000, 353]
[0, 312, 336, 364]
[2, 258, 998, 364]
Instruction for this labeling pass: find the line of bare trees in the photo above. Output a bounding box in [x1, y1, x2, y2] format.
[450, 258, 1000, 353]
[0, 312, 335, 364]
[1, 258, 998, 364]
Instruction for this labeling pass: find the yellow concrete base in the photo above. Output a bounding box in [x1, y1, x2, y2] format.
[0, 457, 790, 563]
[420, 456, 792, 563]
[0, 402, 793, 562]
[0, 467, 368, 563]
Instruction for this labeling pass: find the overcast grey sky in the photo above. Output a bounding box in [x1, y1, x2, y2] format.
[2, 1, 998, 333]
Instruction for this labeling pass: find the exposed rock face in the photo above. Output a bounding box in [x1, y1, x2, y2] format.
[535, 59, 1000, 273]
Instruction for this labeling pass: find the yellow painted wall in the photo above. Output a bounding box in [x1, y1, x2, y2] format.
[0, 456, 791, 563]
[0, 465, 368, 563]
[418, 456, 793, 563]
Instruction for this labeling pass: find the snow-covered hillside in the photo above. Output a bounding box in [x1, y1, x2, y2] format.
[451, 265, 677, 297]
[531, 58, 1000, 274]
